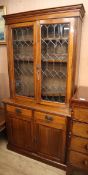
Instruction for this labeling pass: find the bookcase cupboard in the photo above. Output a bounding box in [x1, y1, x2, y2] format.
[3, 4, 86, 173]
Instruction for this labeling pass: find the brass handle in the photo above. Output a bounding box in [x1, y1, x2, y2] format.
[85, 144, 88, 151]
[37, 70, 40, 80]
[45, 115, 53, 122]
[83, 160, 88, 166]
[36, 64, 40, 81]
[15, 108, 22, 114]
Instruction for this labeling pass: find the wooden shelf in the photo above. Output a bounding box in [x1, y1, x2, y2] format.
[15, 59, 67, 63]
[13, 39, 33, 42]
[42, 37, 68, 41]
[42, 59, 67, 63]
[42, 54, 67, 63]
[42, 92, 65, 96]
[15, 59, 33, 62]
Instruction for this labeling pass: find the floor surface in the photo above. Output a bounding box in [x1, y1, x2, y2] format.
[0, 132, 66, 175]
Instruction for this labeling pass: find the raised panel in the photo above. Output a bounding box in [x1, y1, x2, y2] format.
[70, 136, 88, 155]
[69, 151, 88, 171]
[73, 107, 88, 123]
[25, 121, 33, 150]
[35, 122, 66, 163]
[72, 122, 88, 139]
[34, 111, 66, 130]
[7, 116, 33, 150]
[7, 105, 32, 118]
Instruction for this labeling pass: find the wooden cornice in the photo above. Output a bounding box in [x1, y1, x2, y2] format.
[3, 4, 85, 25]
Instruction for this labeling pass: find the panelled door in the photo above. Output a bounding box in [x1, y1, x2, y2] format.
[7, 115, 33, 150]
[34, 111, 67, 163]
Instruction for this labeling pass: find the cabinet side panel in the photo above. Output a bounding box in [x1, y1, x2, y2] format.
[72, 18, 82, 92]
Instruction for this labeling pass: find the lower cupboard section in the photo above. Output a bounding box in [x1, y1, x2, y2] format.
[6, 108, 67, 168]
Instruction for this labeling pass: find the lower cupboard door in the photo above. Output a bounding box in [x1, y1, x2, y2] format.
[35, 123, 66, 163]
[7, 117, 33, 150]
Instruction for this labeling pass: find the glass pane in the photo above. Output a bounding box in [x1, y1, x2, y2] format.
[41, 23, 70, 103]
[12, 26, 34, 97]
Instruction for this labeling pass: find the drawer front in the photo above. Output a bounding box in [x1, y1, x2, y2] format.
[70, 136, 88, 155]
[73, 107, 88, 123]
[34, 111, 66, 130]
[6, 105, 32, 118]
[69, 151, 88, 170]
[72, 122, 88, 139]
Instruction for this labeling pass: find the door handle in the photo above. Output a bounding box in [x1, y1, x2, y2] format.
[36, 64, 41, 81]
[45, 115, 53, 122]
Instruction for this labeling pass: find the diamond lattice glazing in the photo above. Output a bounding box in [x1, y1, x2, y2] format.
[41, 23, 69, 103]
[12, 26, 34, 97]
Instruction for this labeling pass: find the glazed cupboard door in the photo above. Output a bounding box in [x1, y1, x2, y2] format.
[38, 18, 75, 105]
[8, 22, 36, 100]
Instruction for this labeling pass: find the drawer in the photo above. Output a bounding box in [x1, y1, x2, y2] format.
[73, 107, 88, 123]
[34, 111, 66, 130]
[70, 136, 88, 155]
[72, 122, 88, 139]
[6, 105, 32, 118]
[69, 151, 88, 171]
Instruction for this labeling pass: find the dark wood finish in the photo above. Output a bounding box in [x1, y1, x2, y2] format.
[69, 151, 88, 171]
[6, 105, 32, 117]
[7, 143, 66, 170]
[34, 111, 67, 163]
[5, 105, 67, 167]
[67, 165, 88, 175]
[34, 111, 67, 129]
[67, 87, 88, 175]
[3, 4, 85, 109]
[6, 113, 33, 151]
[3, 4, 85, 25]
[72, 107, 88, 123]
[3, 98, 70, 117]
[0, 109, 5, 132]
[70, 136, 88, 155]
[72, 122, 88, 139]
[3, 4, 85, 172]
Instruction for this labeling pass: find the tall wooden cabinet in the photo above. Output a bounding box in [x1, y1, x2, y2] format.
[3, 4, 85, 170]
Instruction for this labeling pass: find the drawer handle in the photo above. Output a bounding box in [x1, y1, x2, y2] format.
[45, 115, 53, 122]
[15, 108, 22, 114]
[83, 160, 88, 166]
[85, 144, 88, 151]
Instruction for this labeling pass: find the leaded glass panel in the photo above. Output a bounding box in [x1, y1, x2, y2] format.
[12, 26, 34, 97]
[41, 23, 70, 103]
